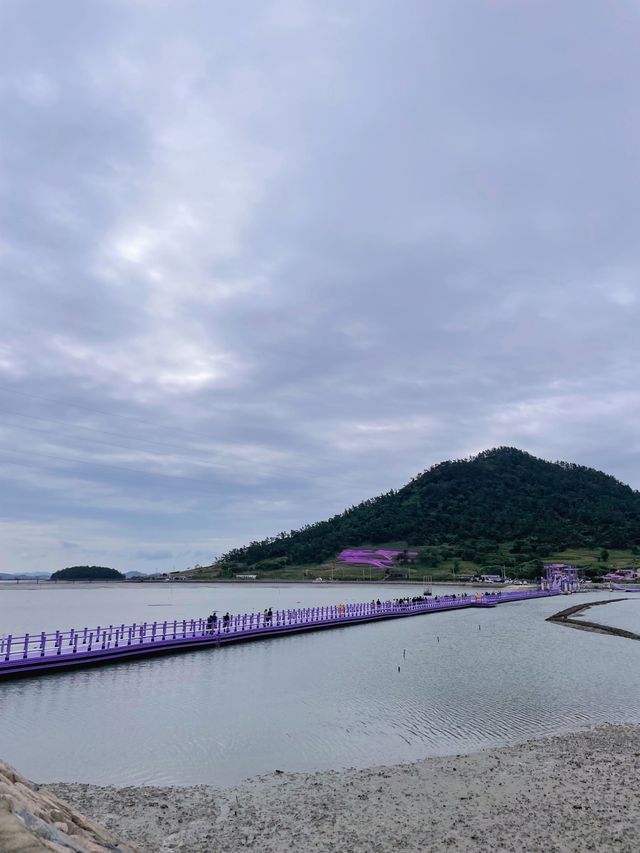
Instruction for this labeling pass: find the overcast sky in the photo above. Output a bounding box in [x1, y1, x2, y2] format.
[1, 0, 640, 572]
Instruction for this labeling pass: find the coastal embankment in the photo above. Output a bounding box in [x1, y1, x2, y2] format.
[548, 598, 640, 641]
[0, 759, 135, 852]
[47, 724, 640, 853]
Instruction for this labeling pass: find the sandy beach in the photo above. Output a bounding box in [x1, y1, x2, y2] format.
[47, 724, 640, 853]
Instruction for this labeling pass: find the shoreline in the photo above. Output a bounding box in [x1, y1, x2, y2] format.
[46, 724, 640, 852]
[0, 579, 537, 591]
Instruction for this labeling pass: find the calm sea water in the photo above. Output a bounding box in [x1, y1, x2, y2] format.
[0, 583, 639, 787]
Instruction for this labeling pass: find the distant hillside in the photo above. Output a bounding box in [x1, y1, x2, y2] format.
[214, 448, 640, 572]
[0, 573, 50, 580]
[50, 566, 125, 581]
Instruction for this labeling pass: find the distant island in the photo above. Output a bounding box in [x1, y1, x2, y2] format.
[50, 566, 125, 581]
[183, 447, 640, 583]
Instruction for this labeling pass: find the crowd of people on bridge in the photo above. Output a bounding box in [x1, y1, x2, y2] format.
[203, 590, 510, 636]
[206, 608, 275, 633]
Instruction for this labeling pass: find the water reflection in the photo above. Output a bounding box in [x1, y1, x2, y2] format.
[0, 585, 638, 786]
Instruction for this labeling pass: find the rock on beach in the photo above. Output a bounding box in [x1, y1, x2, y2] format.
[0, 758, 136, 852]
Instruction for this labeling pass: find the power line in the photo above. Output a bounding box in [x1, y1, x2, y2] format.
[0, 411, 222, 470]
[0, 405, 212, 458]
[0, 382, 226, 442]
[0, 445, 226, 496]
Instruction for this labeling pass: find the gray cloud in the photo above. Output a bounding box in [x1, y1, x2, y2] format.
[1, 0, 640, 571]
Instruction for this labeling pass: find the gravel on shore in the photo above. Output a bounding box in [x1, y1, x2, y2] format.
[47, 724, 640, 853]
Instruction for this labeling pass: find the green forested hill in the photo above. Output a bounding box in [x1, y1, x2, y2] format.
[50, 565, 125, 581]
[212, 448, 640, 573]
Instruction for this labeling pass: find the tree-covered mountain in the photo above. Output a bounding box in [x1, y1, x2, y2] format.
[50, 566, 125, 581]
[215, 448, 640, 571]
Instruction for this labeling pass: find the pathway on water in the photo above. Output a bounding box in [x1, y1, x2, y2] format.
[0, 589, 558, 679]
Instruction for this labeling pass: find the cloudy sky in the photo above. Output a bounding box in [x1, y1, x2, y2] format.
[1, 0, 639, 572]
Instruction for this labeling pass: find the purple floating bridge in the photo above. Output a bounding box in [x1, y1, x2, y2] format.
[0, 589, 559, 681]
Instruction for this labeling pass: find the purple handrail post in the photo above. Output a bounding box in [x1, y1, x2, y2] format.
[152, 622, 157, 642]
[182, 620, 186, 639]
[172, 620, 177, 640]
[88, 632, 93, 652]
[4, 636, 11, 661]
[23, 633, 29, 659]
[40, 632, 46, 657]
[73, 633, 78, 654]
[162, 621, 167, 640]
[57, 634, 62, 655]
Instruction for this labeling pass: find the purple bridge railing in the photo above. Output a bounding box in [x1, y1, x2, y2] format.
[0, 589, 558, 680]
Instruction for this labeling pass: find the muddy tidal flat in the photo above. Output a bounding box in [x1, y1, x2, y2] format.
[48, 724, 640, 853]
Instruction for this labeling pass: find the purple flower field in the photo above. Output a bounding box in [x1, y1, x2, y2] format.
[337, 548, 418, 569]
